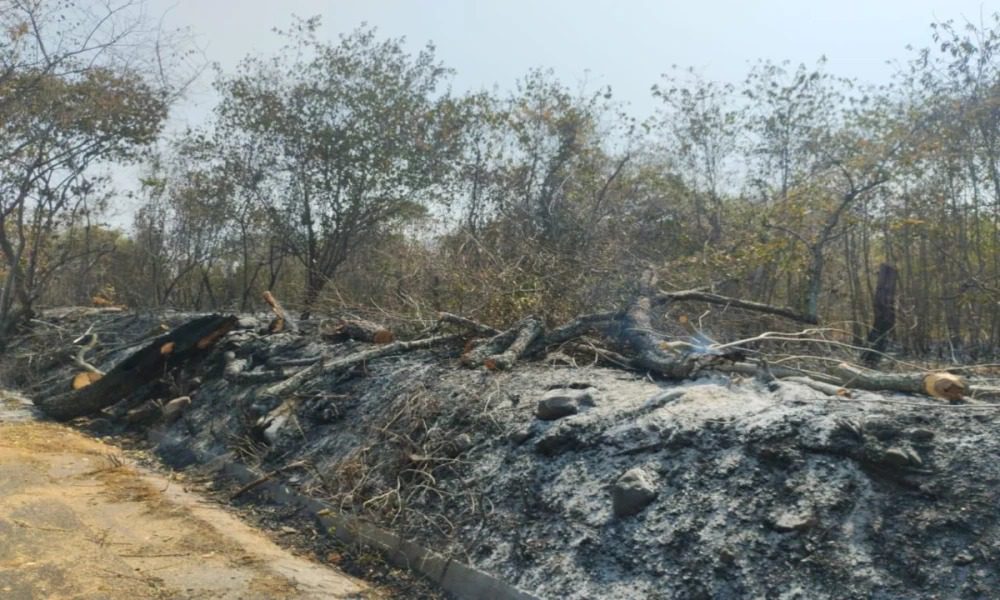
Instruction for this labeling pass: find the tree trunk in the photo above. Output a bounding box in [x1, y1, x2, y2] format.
[861, 263, 898, 367]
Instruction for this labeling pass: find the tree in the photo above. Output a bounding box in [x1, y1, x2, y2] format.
[0, 0, 173, 337]
[653, 68, 742, 244]
[213, 19, 462, 314]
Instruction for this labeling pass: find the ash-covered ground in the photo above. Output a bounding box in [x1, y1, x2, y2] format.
[7, 309, 1000, 599]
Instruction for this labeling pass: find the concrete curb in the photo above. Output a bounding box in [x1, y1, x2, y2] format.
[155, 434, 543, 600]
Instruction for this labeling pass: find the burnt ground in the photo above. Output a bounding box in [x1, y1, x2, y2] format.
[5, 308, 1000, 599]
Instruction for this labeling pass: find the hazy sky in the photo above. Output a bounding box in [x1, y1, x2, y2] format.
[147, 0, 993, 129]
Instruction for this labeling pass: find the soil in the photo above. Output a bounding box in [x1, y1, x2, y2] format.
[0, 396, 373, 600]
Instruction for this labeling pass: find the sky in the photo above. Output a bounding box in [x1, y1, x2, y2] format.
[146, 0, 995, 130]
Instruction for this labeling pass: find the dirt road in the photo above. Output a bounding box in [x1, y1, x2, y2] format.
[0, 397, 371, 599]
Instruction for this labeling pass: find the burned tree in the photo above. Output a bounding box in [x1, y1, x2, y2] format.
[862, 263, 898, 367]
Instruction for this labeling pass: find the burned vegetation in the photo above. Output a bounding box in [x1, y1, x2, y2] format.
[5, 282, 1000, 599]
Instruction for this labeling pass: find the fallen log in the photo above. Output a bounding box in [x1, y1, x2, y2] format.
[485, 317, 543, 370]
[654, 289, 818, 325]
[782, 376, 852, 398]
[833, 362, 967, 401]
[325, 318, 394, 344]
[460, 326, 520, 367]
[35, 314, 238, 421]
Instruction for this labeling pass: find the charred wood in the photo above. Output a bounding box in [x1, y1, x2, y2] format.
[35, 314, 238, 421]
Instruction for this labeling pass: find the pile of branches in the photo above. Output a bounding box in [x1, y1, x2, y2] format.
[33, 270, 1000, 423]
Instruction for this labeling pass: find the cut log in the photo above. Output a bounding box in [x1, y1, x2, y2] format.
[833, 362, 967, 401]
[325, 318, 395, 344]
[653, 289, 819, 325]
[35, 314, 238, 421]
[923, 372, 967, 402]
[484, 317, 543, 370]
[71, 371, 102, 390]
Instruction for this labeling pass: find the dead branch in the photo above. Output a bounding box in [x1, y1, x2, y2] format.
[223, 351, 286, 384]
[266, 355, 323, 369]
[264, 290, 296, 334]
[654, 289, 819, 325]
[262, 333, 464, 398]
[230, 460, 308, 500]
[484, 317, 543, 370]
[782, 376, 852, 398]
[437, 312, 500, 336]
[530, 311, 621, 351]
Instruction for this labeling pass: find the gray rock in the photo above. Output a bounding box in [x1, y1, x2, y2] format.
[536, 395, 578, 420]
[236, 316, 260, 330]
[161, 395, 192, 423]
[881, 446, 922, 468]
[535, 423, 582, 455]
[768, 510, 816, 532]
[509, 426, 535, 445]
[536, 388, 597, 420]
[612, 467, 657, 518]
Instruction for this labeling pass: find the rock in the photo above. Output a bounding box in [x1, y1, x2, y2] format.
[536, 396, 578, 420]
[768, 510, 817, 532]
[908, 428, 935, 443]
[536, 388, 597, 421]
[236, 316, 260, 330]
[161, 396, 192, 423]
[535, 423, 582, 455]
[611, 467, 657, 518]
[954, 552, 975, 565]
[881, 446, 922, 468]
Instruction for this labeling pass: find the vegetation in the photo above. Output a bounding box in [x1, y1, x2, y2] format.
[4, 1, 1000, 359]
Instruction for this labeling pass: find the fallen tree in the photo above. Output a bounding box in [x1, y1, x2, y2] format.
[35, 314, 237, 420]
